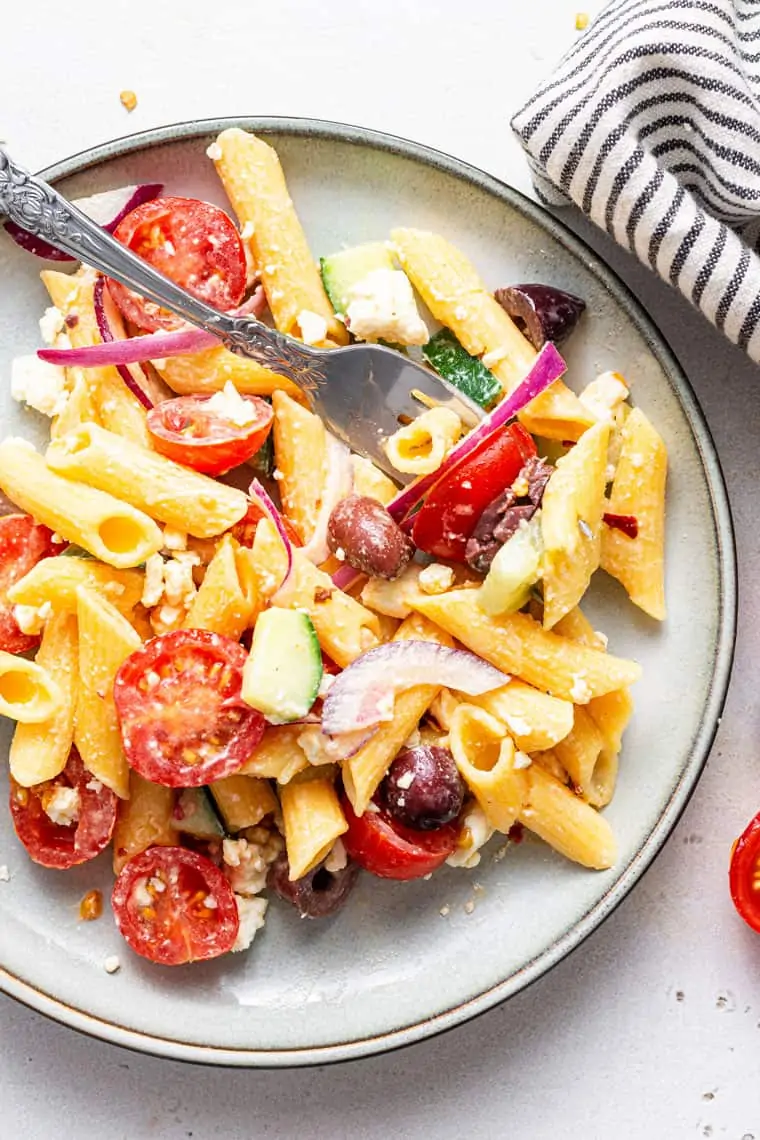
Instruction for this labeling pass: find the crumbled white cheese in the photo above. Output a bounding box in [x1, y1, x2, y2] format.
[446, 803, 494, 868]
[232, 895, 268, 952]
[324, 837, 347, 873]
[503, 714, 533, 739]
[297, 310, 328, 346]
[439, 903, 451, 918]
[481, 346, 508, 370]
[579, 371, 629, 423]
[205, 381, 258, 426]
[395, 769, 415, 791]
[206, 142, 223, 161]
[39, 305, 65, 345]
[44, 786, 80, 827]
[511, 474, 530, 498]
[162, 526, 188, 551]
[150, 604, 184, 635]
[11, 355, 69, 417]
[12, 601, 52, 636]
[593, 630, 609, 650]
[569, 673, 592, 703]
[345, 269, 429, 346]
[0, 865, 10, 882]
[222, 836, 277, 897]
[141, 551, 199, 611]
[513, 751, 533, 770]
[103, 955, 121, 974]
[418, 563, 454, 595]
[141, 553, 166, 609]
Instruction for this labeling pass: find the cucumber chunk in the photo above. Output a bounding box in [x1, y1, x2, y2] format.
[242, 609, 323, 724]
[478, 516, 543, 616]
[422, 328, 502, 409]
[320, 242, 396, 316]
[174, 788, 225, 840]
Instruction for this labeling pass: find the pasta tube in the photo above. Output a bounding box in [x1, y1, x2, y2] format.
[112, 772, 177, 874]
[271, 390, 326, 543]
[449, 704, 529, 833]
[468, 680, 574, 753]
[280, 776, 348, 880]
[519, 763, 617, 869]
[239, 725, 310, 783]
[184, 536, 260, 639]
[154, 343, 304, 402]
[0, 439, 162, 569]
[8, 556, 143, 616]
[0, 651, 63, 724]
[46, 424, 248, 539]
[10, 613, 78, 786]
[209, 775, 278, 832]
[385, 407, 462, 476]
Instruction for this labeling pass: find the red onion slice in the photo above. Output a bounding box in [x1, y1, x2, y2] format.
[301, 435, 353, 565]
[38, 287, 266, 369]
[296, 724, 377, 761]
[248, 478, 294, 596]
[388, 342, 567, 522]
[4, 183, 163, 262]
[331, 564, 363, 591]
[92, 275, 154, 409]
[321, 641, 509, 735]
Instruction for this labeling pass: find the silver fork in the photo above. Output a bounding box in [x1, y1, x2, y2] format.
[0, 150, 483, 481]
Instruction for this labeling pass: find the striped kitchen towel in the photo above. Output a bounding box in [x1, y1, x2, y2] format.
[511, 0, 760, 361]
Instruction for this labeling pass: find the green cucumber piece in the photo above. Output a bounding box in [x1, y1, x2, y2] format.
[174, 788, 225, 840]
[422, 328, 502, 409]
[478, 516, 543, 616]
[320, 242, 395, 316]
[242, 609, 323, 724]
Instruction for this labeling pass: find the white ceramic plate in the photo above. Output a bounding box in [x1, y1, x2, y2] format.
[0, 118, 736, 1066]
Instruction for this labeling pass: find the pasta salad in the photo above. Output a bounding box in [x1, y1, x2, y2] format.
[0, 129, 666, 966]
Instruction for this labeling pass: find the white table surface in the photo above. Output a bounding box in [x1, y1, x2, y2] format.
[2, 1, 760, 1136]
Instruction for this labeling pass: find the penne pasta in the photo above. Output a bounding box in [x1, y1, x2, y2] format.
[411, 589, 642, 701]
[553, 706, 605, 799]
[112, 771, 177, 874]
[360, 564, 425, 619]
[391, 228, 596, 440]
[0, 439, 162, 569]
[41, 268, 151, 447]
[46, 424, 248, 539]
[530, 748, 570, 784]
[385, 406, 463, 476]
[601, 407, 667, 621]
[351, 455, 398, 506]
[154, 343, 304, 402]
[271, 390, 326, 543]
[280, 776, 348, 880]
[8, 555, 144, 616]
[449, 703, 529, 833]
[10, 613, 78, 786]
[519, 763, 617, 870]
[184, 536, 260, 639]
[541, 422, 610, 629]
[74, 587, 141, 799]
[252, 517, 380, 667]
[238, 725, 310, 784]
[50, 367, 100, 441]
[343, 614, 454, 815]
[0, 650, 63, 724]
[211, 128, 347, 344]
[468, 680, 574, 753]
[209, 774, 278, 832]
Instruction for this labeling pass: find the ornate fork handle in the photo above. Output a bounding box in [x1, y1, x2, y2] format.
[0, 149, 323, 385]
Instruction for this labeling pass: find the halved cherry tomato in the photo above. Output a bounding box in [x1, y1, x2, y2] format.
[411, 423, 536, 562]
[107, 197, 247, 332]
[730, 811, 760, 933]
[341, 795, 459, 880]
[113, 629, 264, 787]
[9, 748, 118, 869]
[231, 499, 303, 548]
[112, 846, 239, 965]
[0, 514, 66, 654]
[147, 393, 274, 477]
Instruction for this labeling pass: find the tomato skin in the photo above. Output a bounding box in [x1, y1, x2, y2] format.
[0, 514, 66, 654]
[147, 394, 274, 476]
[730, 812, 760, 933]
[411, 423, 537, 562]
[341, 795, 459, 880]
[231, 500, 302, 548]
[9, 749, 118, 869]
[107, 197, 247, 332]
[112, 846, 239, 965]
[113, 629, 265, 788]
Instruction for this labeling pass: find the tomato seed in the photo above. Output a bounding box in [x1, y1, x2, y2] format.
[79, 889, 103, 921]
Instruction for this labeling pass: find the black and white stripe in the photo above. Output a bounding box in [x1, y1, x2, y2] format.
[511, 0, 760, 357]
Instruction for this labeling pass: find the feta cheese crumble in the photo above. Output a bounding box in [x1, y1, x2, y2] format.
[513, 751, 533, 770]
[11, 356, 69, 417]
[569, 673, 592, 703]
[446, 804, 494, 869]
[0, 865, 10, 882]
[297, 309, 329, 346]
[43, 786, 80, 827]
[418, 563, 454, 595]
[141, 551, 200, 611]
[232, 895, 268, 952]
[103, 955, 121, 974]
[579, 371, 629, 423]
[39, 305, 66, 345]
[324, 838, 347, 873]
[345, 269, 429, 346]
[205, 381, 257, 426]
[206, 142, 223, 161]
[222, 831, 282, 897]
[12, 601, 52, 636]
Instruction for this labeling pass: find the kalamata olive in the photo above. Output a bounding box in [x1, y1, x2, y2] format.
[267, 851, 360, 919]
[382, 746, 465, 830]
[494, 284, 586, 350]
[327, 493, 414, 580]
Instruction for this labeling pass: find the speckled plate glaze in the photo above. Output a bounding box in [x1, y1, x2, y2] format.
[0, 118, 736, 1067]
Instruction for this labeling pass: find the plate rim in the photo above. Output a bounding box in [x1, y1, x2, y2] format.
[0, 115, 737, 1068]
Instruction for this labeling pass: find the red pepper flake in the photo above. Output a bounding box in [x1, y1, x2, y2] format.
[603, 512, 639, 539]
[64, 313, 79, 329]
